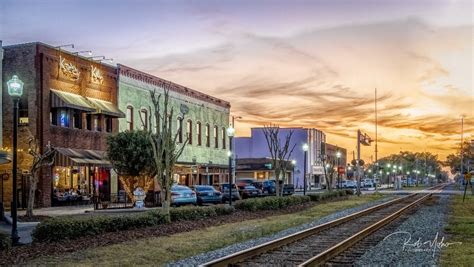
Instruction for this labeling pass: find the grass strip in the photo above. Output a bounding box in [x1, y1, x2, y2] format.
[31, 194, 384, 266]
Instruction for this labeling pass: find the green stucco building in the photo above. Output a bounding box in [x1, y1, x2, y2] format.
[117, 64, 231, 186]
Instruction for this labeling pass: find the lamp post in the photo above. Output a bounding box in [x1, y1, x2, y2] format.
[7, 75, 23, 245]
[226, 126, 235, 205]
[291, 160, 296, 186]
[336, 151, 341, 189]
[302, 143, 309, 195]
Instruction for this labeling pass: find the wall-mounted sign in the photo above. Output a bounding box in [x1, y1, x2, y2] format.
[91, 65, 104, 84]
[59, 56, 80, 81]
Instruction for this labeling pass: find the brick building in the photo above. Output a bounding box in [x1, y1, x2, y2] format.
[1, 42, 123, 207]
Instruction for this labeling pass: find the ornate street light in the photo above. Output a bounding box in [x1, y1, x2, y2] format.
[7, 75, 23, 245]
[226, 126, 235, 205]
[291, 160, 296, 185]
[302, 143, 308, 195]
[336, 151, 342, 188]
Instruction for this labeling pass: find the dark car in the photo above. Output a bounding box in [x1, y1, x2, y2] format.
[236, 178, 256, 187]
[238, 185, 260, 198]
[192, 185, 222, 205]
[220, 183, 241, 202]
[252, 180, 276, 196]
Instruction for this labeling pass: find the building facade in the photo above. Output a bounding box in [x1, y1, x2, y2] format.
[117, 65, 230, 187]
[2, 42, 123, 207]
[236, 158, 294, 183]
[235, 127, 326, 189]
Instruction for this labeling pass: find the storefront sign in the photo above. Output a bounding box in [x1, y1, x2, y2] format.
[91, 65, 103, 84]
[59, 56, 80, 81]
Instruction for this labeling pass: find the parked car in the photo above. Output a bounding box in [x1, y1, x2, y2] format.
[362, 178, 374, 188]
[171, 185, 196, 206]
[192, 185, 222, 205]
[276, 181, 295, 195]
[220, 183, 241, 202]
[238, 184, 260, 198]
[341, 180, 357, 188]
[236, 178, 256, 187]
[252, 180, 275, 196]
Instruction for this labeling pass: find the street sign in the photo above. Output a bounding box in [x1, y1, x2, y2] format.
[264, 163, 272, 169]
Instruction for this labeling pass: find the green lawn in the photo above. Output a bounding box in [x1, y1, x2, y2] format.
[440, 194, 474, 266]
[30, 194, 384, 266]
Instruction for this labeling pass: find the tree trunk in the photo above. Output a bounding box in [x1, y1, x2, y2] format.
[26, 175, 37, 218]
[275, 169, 281, 197]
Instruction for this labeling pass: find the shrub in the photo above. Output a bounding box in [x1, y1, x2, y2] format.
[234, 195, 310, 211]
[308, 189, 351, 203]
[170, 205, 234, 221]
[0, 231, 10, 251]
[32, 205, 235, 243]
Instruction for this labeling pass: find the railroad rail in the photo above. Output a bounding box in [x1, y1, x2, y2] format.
[200, 184, 447, 267]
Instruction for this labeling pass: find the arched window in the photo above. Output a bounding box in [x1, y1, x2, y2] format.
[126, 106, 134, 131]
[187, 120, 193, 145]
[214, 126, 218, 148]
[205, 124, 210, 147]
[177, 117, 183, 143]
[196, 122, 202, 146]
[140, 109, 148, 130]
[222, 127, 226, 149]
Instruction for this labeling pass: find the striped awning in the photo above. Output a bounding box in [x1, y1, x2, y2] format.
[50, 89, 96, 112]
[55, 147, 111, 167]
[87, 97, 125, 118]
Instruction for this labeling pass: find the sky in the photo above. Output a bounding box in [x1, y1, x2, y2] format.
[1, 0, 472, 161]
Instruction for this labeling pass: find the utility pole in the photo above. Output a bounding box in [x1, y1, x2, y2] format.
[374, 88, 378, 191]
[357, 130, 361, 196]
[461, 116, 464, 179]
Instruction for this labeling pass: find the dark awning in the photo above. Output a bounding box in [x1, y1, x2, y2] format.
[55, 147, 111, 167]
[87, 97, 125, 118]
[50, 89, 96, 112]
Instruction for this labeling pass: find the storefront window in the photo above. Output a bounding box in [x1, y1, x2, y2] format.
[105, 116, 112, 132]
[59, 109, 69, 127]
[73, 110, 82, 129]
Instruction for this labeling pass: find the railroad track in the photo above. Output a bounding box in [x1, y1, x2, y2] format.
[200, 184, 447, 267]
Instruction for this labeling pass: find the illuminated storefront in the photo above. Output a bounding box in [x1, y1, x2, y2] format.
[2, 42, 123, 207]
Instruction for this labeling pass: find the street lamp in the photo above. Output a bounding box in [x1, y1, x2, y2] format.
[7, 75, 23, 245]
[291, 160, 296, 186]
[226, 126, 235, 205]
[302, 143, 309, 195]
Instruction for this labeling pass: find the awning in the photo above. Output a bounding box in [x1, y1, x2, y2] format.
[87, 97, 125, 118]
[50, 89, 96, 112]
[55, 147, 111, 167]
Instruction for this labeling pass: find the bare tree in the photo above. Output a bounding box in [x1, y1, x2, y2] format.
[26, 138, 56, 218]
[262, 125, 295, 196]
[147, 87, 188, 217]
[322, 157, 335, 191]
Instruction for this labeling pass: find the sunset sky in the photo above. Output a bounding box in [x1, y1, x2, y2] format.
[1, 0, 472, 160]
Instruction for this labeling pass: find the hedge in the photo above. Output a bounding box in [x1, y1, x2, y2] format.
[308, 189, 353, 202]
[32, 205, 234, 243]
[0, 231, 10, 251]
[234, 195, 311, 211]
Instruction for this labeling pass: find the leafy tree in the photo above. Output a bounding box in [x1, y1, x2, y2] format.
[445, 141, 474, 174]
[106, 130, 156, 201]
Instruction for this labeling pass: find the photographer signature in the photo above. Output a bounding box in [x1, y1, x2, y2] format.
[383, 231, 462, 257]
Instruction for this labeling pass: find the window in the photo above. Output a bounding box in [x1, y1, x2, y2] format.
[59, 109, 69, 128]
[177, 117, 183, 143]
[51, 109, 58, 126]
[105, 116, 112, 133]
[187, 120, 193, 145]
[222, 127, 226, 149]
[86, 114, 92, 130]
[196, 122, 202, 146]
[93, 115, 101, 131]
[126, 106, 134, 131]
[214, 126, 219, 148]
[205, 124, 210, 147]
[73, 110, 82, 129]
[140, 109, 148, 130]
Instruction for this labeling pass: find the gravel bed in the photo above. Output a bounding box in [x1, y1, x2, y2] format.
[356, 192, 453, 266]
[169, 195, 397, 266]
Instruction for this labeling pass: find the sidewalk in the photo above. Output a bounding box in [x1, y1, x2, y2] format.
[0, 220, 38, 244]
[5, 205, 94, 218]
